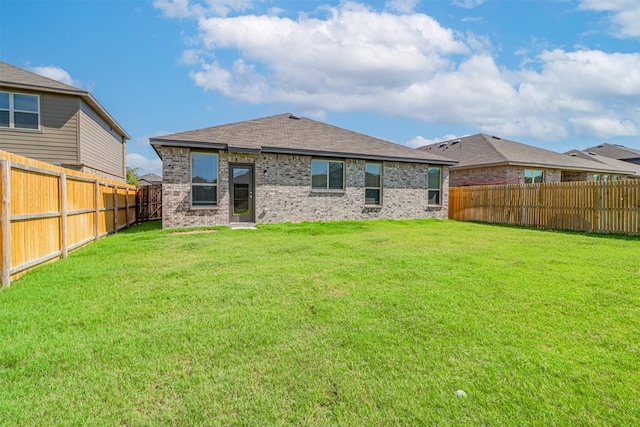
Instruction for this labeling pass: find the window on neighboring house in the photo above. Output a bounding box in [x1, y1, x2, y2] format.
[311, 159, 344, 190]
[524, 169, 544, 184]
[365, 162, 382, 205]
[0, 91, 40, 130]
[428, 167, 442, 205]
[191, 152, 218, 207]
[593, 174, 600, 181]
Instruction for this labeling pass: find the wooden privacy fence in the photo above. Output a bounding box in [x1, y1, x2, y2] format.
[0, 150, 137, 287]
[449, 180, 640, 235]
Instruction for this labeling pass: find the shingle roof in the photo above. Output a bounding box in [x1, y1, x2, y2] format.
[138, 173, 163, 184]
[417, 134, 631, 174]
[0, 62, 129, 139]
[583, 143, 640, 161]
[565, 150, 640, 177]
[151, 114, 456, 165]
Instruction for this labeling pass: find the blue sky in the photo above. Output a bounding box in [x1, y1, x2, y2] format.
[1, 0, 639, 176]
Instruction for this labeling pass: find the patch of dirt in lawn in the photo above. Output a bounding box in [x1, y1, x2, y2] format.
[170, 229, 218, 235]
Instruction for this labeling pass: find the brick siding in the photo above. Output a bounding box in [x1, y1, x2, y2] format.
[159, 147, 449, 228]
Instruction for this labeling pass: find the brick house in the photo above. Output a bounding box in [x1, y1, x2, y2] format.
[418, 134, 633, 187]
[0, 62, 129, 181]
[583, 143, 640, 166]
[150, 114, 456, 228]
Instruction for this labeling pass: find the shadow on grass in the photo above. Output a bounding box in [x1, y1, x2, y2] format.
[458, 220, 640, 242]
[119, 220, 163, 234]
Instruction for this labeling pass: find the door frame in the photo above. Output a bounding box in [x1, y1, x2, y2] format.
[228, 163, 255, 223]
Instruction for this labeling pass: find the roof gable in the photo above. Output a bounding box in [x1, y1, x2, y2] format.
[583, 143, 640, 161]
[565, 150, 640, 177]
[151, 114, 456, 165]
[418, 134, 633, 174]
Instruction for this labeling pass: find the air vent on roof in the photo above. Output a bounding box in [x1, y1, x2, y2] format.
[596, 145, 604, 148]
[491, 136, 502, 140]
[438, 143, 447, 148]
[451, 140, 460, 145]
[289, 114, 301, 120]
[569, 153, 577, 156]
[588, 152, 597, 156]
[613, 144, 624, 147]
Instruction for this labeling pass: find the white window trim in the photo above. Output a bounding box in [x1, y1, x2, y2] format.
[427, 166, 442, 206]
[311, 158, 345, 191]
[365, 162, 383, 206]
[524, 169, 544, 184]
[190, 152, 219, 208]
[0, 91, 40, 130]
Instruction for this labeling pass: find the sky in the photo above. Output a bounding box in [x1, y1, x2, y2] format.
[1, 0, 639, 176]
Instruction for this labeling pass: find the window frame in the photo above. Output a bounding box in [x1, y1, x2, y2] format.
[311, 158, 345, 191]
[364, 162, 383, 206]
[190, 152, 219, 208]
[524, 169, 544, 184]
[0, 91, 40, 130]
[427, 166, 442, 206]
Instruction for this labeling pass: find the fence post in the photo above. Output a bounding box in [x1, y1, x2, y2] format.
[94, 180, 100, 241]
[1, 160, 10, 287]
[60, 173, 68, 258]
[113, 185, 118, 233]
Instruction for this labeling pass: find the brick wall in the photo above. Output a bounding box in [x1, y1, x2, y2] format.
[159, 147, 449, 228]
[450, 166, 590, 187]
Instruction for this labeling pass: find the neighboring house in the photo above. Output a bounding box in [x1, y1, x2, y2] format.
[583, 143, 640, 166]
[138, 173, 163, 186]
[565, 150, 640, 179]
[150, 113, 456, 228]
[0, 62, 129, 180]
[418, 134, 633, 187]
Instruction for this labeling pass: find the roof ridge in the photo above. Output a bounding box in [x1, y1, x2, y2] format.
[478, 134, 510, 163]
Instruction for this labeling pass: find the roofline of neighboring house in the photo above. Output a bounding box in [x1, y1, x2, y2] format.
[450, 160, 633, 175]
[1, 81, 130, 140]
[150, 139, 458, 166]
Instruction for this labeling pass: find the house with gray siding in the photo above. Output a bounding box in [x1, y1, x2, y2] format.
[418, 134, 633, 187]
[0, 62, 129, 180]
[151, 114, 456, 228]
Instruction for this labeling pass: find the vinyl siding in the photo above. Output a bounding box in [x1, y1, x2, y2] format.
[78, 100, 124, 179]
[0, 90, 79, 163]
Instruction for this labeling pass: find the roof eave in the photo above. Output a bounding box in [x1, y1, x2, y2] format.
[1, 82, 130, 140]
[451, 160, 631, 174]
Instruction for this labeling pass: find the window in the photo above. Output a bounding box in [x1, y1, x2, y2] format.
[428, 167, 442, 205]
[0, 91, 40, 130]
[524, 169, 544, 184]
[191, 153, 218, 207]
[365, 162, 382, 205]
[311, 159, 344, 190]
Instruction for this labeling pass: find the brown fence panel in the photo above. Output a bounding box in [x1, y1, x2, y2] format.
[136, 184, 162, 222]
[449, 180, 640, 235]
[0, 150, 138, 287]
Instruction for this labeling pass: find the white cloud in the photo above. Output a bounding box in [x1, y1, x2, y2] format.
[579, 0, 640, 38]
[154, 0, 258, 18]
[452, 0, 485, 9]
[159, 1, 640, 141]
[405, 134, 460, 148]
[30, 65, 82, 88]
[126, 153, 163, 175]
[386, 0, 419, 14]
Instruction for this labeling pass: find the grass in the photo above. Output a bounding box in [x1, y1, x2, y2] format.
[1, 219, 639, 425]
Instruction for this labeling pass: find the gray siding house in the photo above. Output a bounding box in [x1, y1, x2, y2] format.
[151, 114, 456, 228]
[0, 62, 129, 180]
[419, 134, 633, 187]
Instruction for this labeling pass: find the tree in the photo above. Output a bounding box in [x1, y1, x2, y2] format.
[126, 167, 140, 185]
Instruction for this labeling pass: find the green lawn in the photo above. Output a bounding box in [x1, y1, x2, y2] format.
[1, 219, 639, 425]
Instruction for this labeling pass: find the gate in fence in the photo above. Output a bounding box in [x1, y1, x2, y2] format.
[136, 184, 162, 222]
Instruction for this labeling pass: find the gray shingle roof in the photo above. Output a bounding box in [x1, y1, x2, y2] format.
[583, 143, 640, 161]
[418, 134, 631, 174]
[0, 62, 129, 139]
[565, 150, 640, 177]
[151, 114, 457, 165]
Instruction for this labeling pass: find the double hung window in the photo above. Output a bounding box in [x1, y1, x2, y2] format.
[365, 162, 382, 205]
[0, 91, 40, 130]
[428, 167, 442, 205]
[191, 153, 218, 207]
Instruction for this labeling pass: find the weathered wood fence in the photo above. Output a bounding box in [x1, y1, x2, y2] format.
[137, 184, 162, 221]
[449, 180, 640, 235]
[0, 150, 137, 287]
